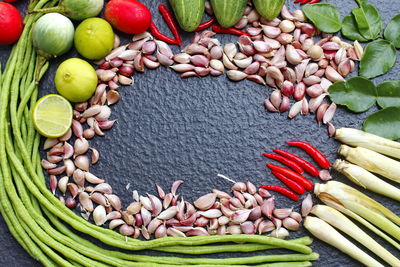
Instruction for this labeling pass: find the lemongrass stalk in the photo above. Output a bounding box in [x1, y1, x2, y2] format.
[311, 205, 400, 266]
[315, 182, 400, 239]
[316, 190, 400, 251]
[334, 159, 400, 201]
[336, 128, 400, 159]
[338, 145, 400, 184]
[304, 216, 384, 267]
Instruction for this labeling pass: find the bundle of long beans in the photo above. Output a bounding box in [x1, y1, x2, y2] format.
[0, 0, 319, 266]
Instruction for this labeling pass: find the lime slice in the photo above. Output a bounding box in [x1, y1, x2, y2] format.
[32, 94, 73, 138]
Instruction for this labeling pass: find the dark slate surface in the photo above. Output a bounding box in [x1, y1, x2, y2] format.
[0, 0, 399, 266]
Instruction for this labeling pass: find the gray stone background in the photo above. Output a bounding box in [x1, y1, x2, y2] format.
[0, 0, 399, 266]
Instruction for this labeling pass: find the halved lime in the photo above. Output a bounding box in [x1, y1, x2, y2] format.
[32, 94, 73, 138]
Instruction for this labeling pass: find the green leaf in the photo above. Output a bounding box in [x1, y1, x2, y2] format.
[341, 15, 368, 42]
[376, 80, 400, 108]
[328, 76, 377, 113]
[359, 40, 397, 79]
[384, 14, 400, 48]
[352, 4, 382, 40]
[363, 107, 400, 140]
[302, 4, 342, 33]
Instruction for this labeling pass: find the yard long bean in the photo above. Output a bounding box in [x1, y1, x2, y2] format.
[0, 1, 319, 266]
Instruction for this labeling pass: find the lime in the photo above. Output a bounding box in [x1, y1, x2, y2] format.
[32, 94, 73, 138]
[55, 58, 98, 103]
[74, 17, 114, 60]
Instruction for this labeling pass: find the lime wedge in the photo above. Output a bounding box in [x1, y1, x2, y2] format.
[32, 94, 73, 138]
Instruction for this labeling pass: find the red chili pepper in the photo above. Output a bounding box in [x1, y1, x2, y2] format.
[263, 153, 304, 174]
[259, 185, 299, 201]
[149, 22, 178, 45]
[308, 0, 321, 3]
[271, 171, 306, 195]
[158, 4, 182, 46]
[273, 149, 319, 177]
[286, 141, 331, 169]
[300, 0, 311, 4]
[267, 164, 313, 191]
[195, 18, 216, 31]
[212, 25, 250, 36]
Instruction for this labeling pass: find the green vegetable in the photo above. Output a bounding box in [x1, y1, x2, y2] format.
[74, 18, 114, 60]
[315, 181, 400, 241]
[335, 128, 400, 160]
[304, 216, 384, 267]
[352, 0, 382, 40]
[155, 236, 313, 254]
[311, 205, 399, 266]
[32, 13, 75, 58]
[168, 0, 205, 32]
[210, 0, 247, 28]
[316, 188, 400, 251]
[31, 0, 104, 21]
[328, 77, 376, 113]
[341, 15, 368, 42]
[363, 107, 400, 140]
[339, 145, 400, 185]
[312, 205, 400, 266]
[55, 58, 98, 102]
[376, 80, 400, 108]
[253, 0, 285, 20]
[334, 159, 400, 202]
[302, 3, 342, 33]
[360, 39, 397, 79]
[384, 14, 400, 48]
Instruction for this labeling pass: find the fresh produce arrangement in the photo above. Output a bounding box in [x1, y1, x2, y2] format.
[0, 0, 399, 266]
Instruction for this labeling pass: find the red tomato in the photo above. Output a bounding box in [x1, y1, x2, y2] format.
[3, 0, 19, 2]
[104, 0, 152, 34]
[0, 2, 23, 45]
